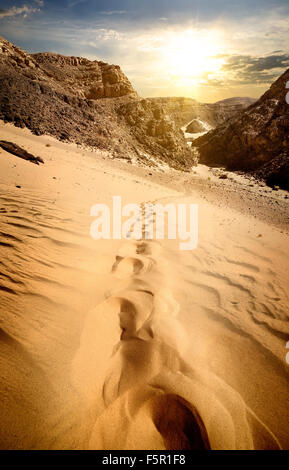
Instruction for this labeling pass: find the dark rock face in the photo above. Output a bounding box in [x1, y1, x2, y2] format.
[148, 97, 255, 128]
[192, 69, 289, 188]
[0, 36, 195, 170]
[254, 152, 289, 190]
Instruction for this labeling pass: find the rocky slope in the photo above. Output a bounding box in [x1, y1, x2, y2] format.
[31, 51, 135, 99]
[192, 69, 289, 189]
[0, 36, 194, 170]
[148, 96, 255, 128]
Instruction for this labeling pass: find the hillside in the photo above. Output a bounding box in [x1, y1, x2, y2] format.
[192, 69, 289, 189]
[0, 36, 194, 170]
[148, 96, 255, 128]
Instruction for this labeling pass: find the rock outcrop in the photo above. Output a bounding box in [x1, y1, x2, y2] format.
[254, 152, 289, 190]
[192, 69, 289, 188]
[31, 52, 135, 99]
[0, 140, 44, 164]
[0, 36, 194, 170]
[117, 99, 193, 169]
[186, 120, 208, 134]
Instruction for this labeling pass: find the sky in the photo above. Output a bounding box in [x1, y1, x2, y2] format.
[1, 0, 289, 102]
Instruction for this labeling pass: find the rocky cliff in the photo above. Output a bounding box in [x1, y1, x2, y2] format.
[192, 69, 289, 188]
[0, 36, 194, 170]
[148, 96, 255, 128]
[31, 52, 135, 99]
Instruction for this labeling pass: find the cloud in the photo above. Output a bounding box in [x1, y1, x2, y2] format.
[0, 4, 41, 19]
[220, 52, 289, 83]
[222, 53, 289, 72]
[246, 54, 289, 71]
[100, 11, 126, 16]
[94, 29, 122, 41]
[197, 52, 289, 89]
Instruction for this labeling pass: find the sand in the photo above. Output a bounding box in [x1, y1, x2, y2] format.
[0, 121, 288, 450]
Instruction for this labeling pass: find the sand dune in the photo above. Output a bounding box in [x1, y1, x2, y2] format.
[0, 121, 288, 450]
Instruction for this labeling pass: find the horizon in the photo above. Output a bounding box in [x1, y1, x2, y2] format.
[1, 0, 289, 102]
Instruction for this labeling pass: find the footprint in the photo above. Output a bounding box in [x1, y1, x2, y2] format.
[112, 254, 153, 279]
[117, 241, 146, 257]
[114, 257, 144, 276]
[117, 240, 161, 258]
[151, 393, 210, 450]
[105, 278, 155, 300]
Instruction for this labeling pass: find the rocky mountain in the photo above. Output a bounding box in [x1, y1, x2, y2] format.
[31, 52, 135, 99]
[0, 36, 194, 170]
[148, 96, 255, 129]
[192, 69, 289, 189]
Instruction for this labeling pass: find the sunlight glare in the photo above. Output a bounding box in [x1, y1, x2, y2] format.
[163, 29, 224, 80]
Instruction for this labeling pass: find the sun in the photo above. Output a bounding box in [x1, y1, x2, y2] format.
[163, 29, 224, 80]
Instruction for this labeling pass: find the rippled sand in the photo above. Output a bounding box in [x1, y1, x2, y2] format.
[0, 122, 288, 449]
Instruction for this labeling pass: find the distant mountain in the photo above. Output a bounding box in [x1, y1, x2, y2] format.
[192, 70, 289, 189]
[0, 36, 194, 170]
[214, 97, 256, 107]
[148, 96, 255, 129]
